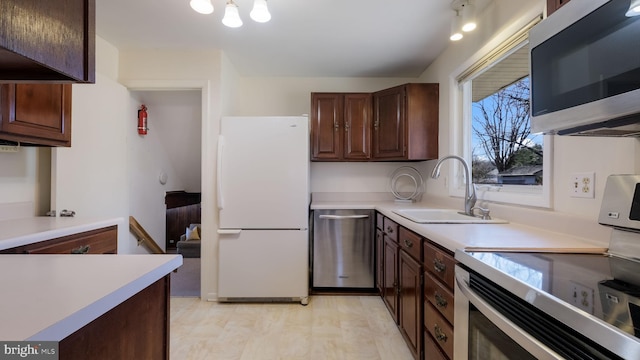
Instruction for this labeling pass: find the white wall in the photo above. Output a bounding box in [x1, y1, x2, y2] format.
[0, 148, 39, 206]
[138, 90, 202, 192]
[418, 0, 640, 223]
[231, 77, 416, 117]
[311, 162, 429, 194]
[51, 37, 131, 249]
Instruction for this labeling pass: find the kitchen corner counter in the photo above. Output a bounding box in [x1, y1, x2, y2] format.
[311, 200, 609, 254]
[0, 254, 182, 341]
[0, 216, 124, 251]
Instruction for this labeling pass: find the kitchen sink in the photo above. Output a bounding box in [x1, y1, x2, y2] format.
[392, 208, 508, 224]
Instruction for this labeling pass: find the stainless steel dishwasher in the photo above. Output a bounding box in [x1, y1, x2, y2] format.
[312, 209, 375, 289]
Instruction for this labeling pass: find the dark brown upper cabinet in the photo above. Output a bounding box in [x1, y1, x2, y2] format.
[372, 83, 439, 161]
[311, 83, 439, 162]
[546, 0, 571, 16]
[0, 0, 95, 83]
[311, 93, 372, 161]
[0, 83, 72, 146]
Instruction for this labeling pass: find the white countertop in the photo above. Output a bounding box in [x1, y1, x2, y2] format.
[0, 254, 182, 341]
[311, 200, 609, 253]
[0, 217, 124, 251]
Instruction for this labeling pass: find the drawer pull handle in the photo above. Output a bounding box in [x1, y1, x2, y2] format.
[386, 226, 394, 234]
[435, 292, 448, 308]
[433, 258, 446, 273]
[71, 245, 90, 254]
[403, 239, 413, 248]
[434, 324, 448, 343]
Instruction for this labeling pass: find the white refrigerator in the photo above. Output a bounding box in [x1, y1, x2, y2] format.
[217, 116, 310, 304]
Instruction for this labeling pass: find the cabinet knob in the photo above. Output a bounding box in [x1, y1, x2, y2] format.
[434, 324, 448, 343]
[435, 292, 448, 308]
[403, 239, 413, 248]
[433, 258, 446, 273]
[71, 245, 90, 254]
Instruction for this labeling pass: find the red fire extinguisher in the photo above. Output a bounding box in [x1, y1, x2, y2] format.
[138, 104, 148, 135]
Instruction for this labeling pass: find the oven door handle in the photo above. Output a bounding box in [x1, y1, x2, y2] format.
[455, 273, 564, 360]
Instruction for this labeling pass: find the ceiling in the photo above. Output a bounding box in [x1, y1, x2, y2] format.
[95, 0, 489, 78]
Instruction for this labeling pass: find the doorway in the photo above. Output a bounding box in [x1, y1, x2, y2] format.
[129, 89, 202, 297]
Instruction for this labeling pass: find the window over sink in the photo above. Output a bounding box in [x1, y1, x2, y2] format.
[451, 14, 552, 208]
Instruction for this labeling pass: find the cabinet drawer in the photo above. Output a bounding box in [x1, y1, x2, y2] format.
[383, 217, 398, 242]
[376, 212, 383, 230]
[424, 271, 454, 324]
[424, 242, 455, 290]
[424, 331, 449, 360]
[425, 301, 454, 359]
[2, 226, 117, 254]
[398, 227, 422, 261]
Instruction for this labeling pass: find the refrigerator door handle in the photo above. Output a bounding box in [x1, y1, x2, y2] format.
[318, 214, 370, 220]
[217, 135, 225, 210]
[217, 229, 242, 235]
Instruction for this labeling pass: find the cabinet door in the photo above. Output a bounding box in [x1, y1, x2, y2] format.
[376, 229, 384, 293]
[0, 0, 95, 82]
[373, 86, 405, 159]
[383, 236, 399, 323]
[0, 84, 72, 146]
[399, 250, 423, 360]
[0, 226, 117, 254]
[311, 93, 343, 160]
[343, 93, 371, 160]
[546, 0, 571, 16]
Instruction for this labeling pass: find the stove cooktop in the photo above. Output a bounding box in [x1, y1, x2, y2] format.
[460, 250, 640, 342]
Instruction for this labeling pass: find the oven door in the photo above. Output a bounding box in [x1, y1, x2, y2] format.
[454, 265, 562, 359]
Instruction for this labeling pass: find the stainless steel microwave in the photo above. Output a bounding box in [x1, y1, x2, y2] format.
[530, 0, 640, 136]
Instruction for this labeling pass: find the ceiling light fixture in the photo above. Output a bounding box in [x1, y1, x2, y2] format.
[190, 0, 214, 14]
[250, 0, 271, 23]
[450, 10, 463, 41]
[222, 0, 243, 28]
[627, 0, 640, 16]
[450, 0, 478, 42]
[461, 1, 477, 32]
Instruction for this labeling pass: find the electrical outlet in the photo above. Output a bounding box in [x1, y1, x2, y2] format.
[570, 281, 594, 314]
[570, 172, 595, 198]
[0, 144, 19, 153]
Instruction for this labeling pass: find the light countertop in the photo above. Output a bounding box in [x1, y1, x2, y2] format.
[0, 217, 124, 251]
[311, 200, 609, 254]
[0, 254, 182, 341]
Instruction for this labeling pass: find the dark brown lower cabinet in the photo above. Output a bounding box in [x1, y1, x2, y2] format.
[60, 276, 170, 359]
[382, 236, 399, 323]
[0, 226, 117, 254]
[377, 212, 454, 360]
[399, 250, 423, 359]
[376, 228, 384, 293]
[423, 241, 457, 359]
[424, 330, 448, 360]
[424, 301, 454, 359]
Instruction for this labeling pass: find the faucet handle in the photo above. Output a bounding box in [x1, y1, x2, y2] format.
[471, 206, 491, 220]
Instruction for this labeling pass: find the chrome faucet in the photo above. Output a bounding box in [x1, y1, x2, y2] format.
[431, 155, 477, 217]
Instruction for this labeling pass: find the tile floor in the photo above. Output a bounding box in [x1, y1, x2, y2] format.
[170, 295, 414, 360]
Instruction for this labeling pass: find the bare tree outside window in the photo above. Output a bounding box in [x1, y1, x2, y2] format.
[472, 77, 544, 185]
